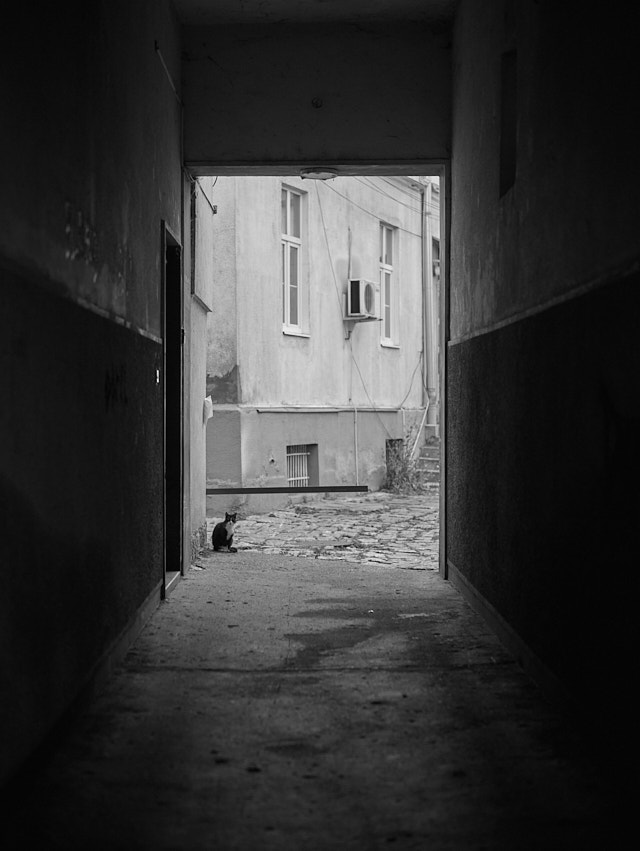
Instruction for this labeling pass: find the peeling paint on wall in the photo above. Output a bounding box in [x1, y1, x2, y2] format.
[64, 202, 98, 265]
[207, 365, 239, 403]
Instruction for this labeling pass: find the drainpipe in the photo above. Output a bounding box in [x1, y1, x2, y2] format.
[420, 184, 428, 410]
[423, 180, 438, 438]
[407, 182, 429, 462]
[353, 407, 359, 485]
[347, 224, 359, 486]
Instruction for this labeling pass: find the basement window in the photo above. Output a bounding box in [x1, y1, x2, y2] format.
[286, 444, 318, 487]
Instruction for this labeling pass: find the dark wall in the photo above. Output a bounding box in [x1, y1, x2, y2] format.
[450, 0, 640, 339]
[0, 1, 182, 332]
[0, 266, 164, 782]
[0, 0, 182, 784]
[449, 0, 640, 765]
[448, 273, 639, 733]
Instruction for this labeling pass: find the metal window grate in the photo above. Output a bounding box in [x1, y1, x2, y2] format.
[287, 444, 310, 487]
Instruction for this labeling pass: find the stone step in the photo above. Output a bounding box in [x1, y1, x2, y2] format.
[416, 442, 440, 482]
[416, 463, 439, 474]
[418, 446, 440, 458]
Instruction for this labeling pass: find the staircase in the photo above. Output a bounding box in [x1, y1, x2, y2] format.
[416, 439, 440, 484]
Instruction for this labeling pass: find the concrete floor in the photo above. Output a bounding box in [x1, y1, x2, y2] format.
[2, 549, 628, 850]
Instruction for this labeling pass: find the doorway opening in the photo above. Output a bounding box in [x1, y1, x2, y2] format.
[199, 170, 445, 573]
[162, 222, 184, 597]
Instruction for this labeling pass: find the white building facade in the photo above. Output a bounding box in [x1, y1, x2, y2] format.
[205, 175, 440, 514]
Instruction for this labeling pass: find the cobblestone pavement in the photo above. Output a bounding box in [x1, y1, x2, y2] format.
[205, 487, 439, 571]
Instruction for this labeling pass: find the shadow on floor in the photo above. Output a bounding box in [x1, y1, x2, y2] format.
[1, 551, 629, 850]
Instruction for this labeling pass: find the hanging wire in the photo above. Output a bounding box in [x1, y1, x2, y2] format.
[322, 182, 422, 238]
[353, 176, 424, 214]
[313, 181, 426, 436]
[397, 350, 424, 408]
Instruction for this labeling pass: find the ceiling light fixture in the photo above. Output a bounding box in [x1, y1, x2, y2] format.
[299, 167, 338, 180]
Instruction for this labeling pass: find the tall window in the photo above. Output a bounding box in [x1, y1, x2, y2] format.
[282, 187, 302, 330]
[380, 223, 395, 344]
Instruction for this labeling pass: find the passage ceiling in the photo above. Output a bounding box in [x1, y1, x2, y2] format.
[172, 0, 457, 26]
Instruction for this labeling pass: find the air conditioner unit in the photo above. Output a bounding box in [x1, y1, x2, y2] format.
[346, 279, 378, 320]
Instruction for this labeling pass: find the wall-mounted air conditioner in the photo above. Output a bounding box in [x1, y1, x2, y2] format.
[345, 278, 378, 320]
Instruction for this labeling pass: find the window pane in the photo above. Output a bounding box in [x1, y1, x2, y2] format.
[281, 190, 287, 233]
[282, 242, 286, 322]
[384, 272, 391, 338]
[289, 244, 298, 325]
[289, 245, 298, 286]
[385, 228, 393, 265]
[290, 192, 301, 238]
[290, 286, 298, 326]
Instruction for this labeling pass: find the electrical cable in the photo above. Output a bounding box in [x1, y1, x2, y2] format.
[397, 351, 424, 408]
[194, 178, 218, 217]
[380, 176, 440, 200]
[314, 182, 427, 435]
[314, 183, 393, 437]
[353, 176, 424, 214]
[322, 182, 422, 238]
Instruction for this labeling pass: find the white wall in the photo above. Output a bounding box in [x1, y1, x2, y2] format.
[221, 176, 428, 412]
[189, 179, 217, 553]
[205, 175, 436, 508]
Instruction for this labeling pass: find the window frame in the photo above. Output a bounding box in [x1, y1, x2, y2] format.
[379, 222, 398, 347]
[281, 186, 306, 335]
[286, 443, 319, 487]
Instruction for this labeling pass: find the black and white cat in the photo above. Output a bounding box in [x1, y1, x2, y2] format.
[212, 511, 238, 552]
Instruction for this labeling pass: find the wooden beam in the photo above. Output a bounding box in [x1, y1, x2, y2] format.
[206, 486, 369, 495]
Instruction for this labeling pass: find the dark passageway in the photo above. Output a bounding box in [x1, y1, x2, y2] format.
[2, 548, 623, 850]
[2, 2, 639, 846]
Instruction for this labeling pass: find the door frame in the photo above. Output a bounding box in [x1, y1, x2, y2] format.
[439, 162, 450, 579]
[188, 162, 449, 578]
[161, 220, 184, 597]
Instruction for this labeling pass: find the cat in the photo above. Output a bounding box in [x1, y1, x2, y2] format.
[212, 511, 238, 552]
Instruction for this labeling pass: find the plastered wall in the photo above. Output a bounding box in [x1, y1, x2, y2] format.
[0, 0, 185, 784]
[0, 1, 182, 335]
[227, 176, 426, 410]
[206, 407, 406, 517]
[450, 0, 640, 341]
[189, 180, 216, 554]
[448, 0, 640, 757]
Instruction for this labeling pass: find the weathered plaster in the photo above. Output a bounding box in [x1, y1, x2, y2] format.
[207, 365, 240, 404]
[450, 0, 640, 341]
